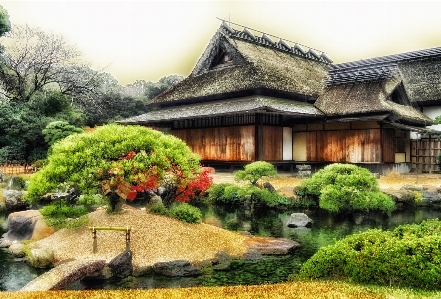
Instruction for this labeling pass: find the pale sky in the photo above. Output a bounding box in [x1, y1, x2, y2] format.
[1, 0, 440, 85]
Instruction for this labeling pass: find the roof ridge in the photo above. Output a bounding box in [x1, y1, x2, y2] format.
[218, 20, 332, 65]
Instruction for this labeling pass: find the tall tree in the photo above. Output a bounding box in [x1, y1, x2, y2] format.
[144, 74, 183, 100]
[0, 25, 102, 103]
[0, 5, 11, 38]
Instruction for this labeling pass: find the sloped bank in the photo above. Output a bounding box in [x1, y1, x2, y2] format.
[12, 205, 298, 290]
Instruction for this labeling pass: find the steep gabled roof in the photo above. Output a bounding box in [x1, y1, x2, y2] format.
[316, 76, 433, 125]
[151, 22, 331, 107]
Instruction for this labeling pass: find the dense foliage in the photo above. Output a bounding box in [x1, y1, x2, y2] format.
[298, 219, 441, 290]
[234, 161, 278, 185]
[42, 121, 83, 146]
[170, 203, 203, 224]
[0, 92, 85, 163]
[26, 124, 211, 210]
[209, 183, 290, 210]
[296, 163, 394, 213]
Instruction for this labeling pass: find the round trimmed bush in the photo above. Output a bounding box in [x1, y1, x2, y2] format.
[296, 163, 394, 213]
[170, 203, 202, 224]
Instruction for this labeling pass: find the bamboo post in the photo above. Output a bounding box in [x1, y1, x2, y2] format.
[89, 226, 132, 254]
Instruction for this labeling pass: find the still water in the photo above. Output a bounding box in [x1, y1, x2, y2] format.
[1, 206, 441, 291]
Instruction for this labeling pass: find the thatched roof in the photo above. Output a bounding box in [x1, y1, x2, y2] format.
[316, 76, 433, 125]
[327, 47, 441, 105]
[120, 96, 322, 125]
[151, 22, 330, 107]
[398, 58, 441, 104]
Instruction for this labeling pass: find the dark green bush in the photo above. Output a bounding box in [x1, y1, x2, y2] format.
[298, 219, 441, 290]
[170, 203, 202, 224]
[209, 183, 243, 205]
[249, 187, 290, 209]
[296, 163, 394, 213]
[209, 183, 290, 210]
[149, 203, 171, 217]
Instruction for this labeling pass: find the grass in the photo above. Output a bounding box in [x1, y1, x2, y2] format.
[1, 281, 441, 298]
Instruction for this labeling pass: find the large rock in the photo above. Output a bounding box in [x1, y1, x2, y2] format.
[211, 251, 232, 270]
[153, 260, 202, 277]
[3, 190, 28, 211]
[421, 190, 441, 205]
[27, 248, 54, 268]
[21, 259, 106, 291]
[286, 213, 313, 227]
[244, 237, 300, 255]
[382, 189, 415, 204]
[108, 250, 133, 278]
[8, 242, 26, 258]
[4, 210, 55, 243]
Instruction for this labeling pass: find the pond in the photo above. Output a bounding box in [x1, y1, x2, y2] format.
[1, 205, 441, 291]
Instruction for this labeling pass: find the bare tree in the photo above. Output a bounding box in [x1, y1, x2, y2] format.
[0, 25, 102, 102]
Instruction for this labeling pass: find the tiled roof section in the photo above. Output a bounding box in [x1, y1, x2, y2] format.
[119, 97, 323, 124]
[327, 47, 441, 86]
[220, 21, 333, 64]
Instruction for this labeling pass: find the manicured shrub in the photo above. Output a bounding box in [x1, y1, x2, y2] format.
[25, 124, 211, 212]
[235, 161, 277, 185]
[250, 187, 290, 209]
[298, 219, 441, 290]
[209, 183, 243, 205]
[296, 163, 394, 213]
[209, 183, 290, 210]
[170, 203, 202, 224]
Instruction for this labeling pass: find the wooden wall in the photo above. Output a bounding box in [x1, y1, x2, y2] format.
[306, 129, 385, 163]
[262, 126, 283, 161]
[172, 125, 256, 161]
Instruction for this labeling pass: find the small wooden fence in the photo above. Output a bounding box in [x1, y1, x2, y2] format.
[0, 164, 35, 175]
[411, 136, 441, 173]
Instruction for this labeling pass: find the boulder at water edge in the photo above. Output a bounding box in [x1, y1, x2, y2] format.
[244, 237, 300, 254]
[286, 213, 313, 227]
[153, 260, 202, 277]
[4, 210, 55, 243]
[27, 248, 54, 268]
[3, 190, 28, 211]
[8, 242, 26, 258]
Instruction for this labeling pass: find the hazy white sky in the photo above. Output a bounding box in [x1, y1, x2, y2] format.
[1, 0, 440, 85]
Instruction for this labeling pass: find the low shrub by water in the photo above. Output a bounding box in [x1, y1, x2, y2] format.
[296, 163, 394, 213]
[297, 218, 441, 290]
[209, 183, 290, 210]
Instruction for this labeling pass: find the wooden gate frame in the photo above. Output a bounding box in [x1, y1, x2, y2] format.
[89, 226, 131, 254]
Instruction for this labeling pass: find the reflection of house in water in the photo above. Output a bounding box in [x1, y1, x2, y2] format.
[120, 21, 441, 174]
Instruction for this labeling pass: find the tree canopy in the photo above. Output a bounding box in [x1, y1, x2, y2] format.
[0, 5, 11, 38]
[0, 25, 103, 103]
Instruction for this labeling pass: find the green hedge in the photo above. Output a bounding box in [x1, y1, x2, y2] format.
[298, 219, 441, 290]
[296, 163, 394, 213]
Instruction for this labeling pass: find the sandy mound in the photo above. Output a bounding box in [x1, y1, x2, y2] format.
[30, 206, 248, 268]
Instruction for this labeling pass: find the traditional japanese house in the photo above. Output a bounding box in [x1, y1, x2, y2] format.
[121, 21, 441, 174]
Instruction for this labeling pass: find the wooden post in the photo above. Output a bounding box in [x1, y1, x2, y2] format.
[89, 226, 132, 254]
[92, 228, 97, 254]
